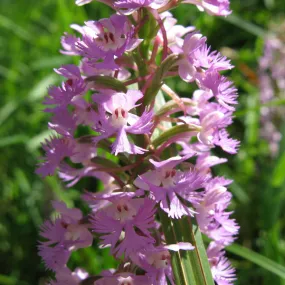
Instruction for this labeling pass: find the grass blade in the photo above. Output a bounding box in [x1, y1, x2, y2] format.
[227, 243, 285, 279]
[160, 211, 215, 285]
[222, 14, 266, 38]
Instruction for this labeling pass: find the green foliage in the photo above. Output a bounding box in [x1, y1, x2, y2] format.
[0, 0, 285, 284]
[160, 211, 215, 285]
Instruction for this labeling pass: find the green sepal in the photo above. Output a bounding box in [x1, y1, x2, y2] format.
[144, 54, 179, 106]
[155, 98, 196, 117]
[86, 75, 127, 93]
[151, 124, 200, 148]
[90, 156, 121, 169]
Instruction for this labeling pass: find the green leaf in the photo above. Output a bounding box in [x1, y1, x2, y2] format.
[31, 56, 71, 71]
[227, 243, 285, 279]
[264, 0, 275, 8]
[26, 130, 56, 151]
[151, 124, 200, 148]
[222, 14, 266, 38]
[0, 101, 19, 128]
[245, 92, 259, 145]
[155, 98, 195, 117]
[86, 75, 127, 93]
[144, 54, 179, 105]
[0, 14, 32, 41]
[271, 151, 285, 187]
[90, 157, 121, 169]
[138, 8, 159, 58]
[160, 211, 215, 285]
[28, 74, 59, 102]
[152, 90, 173, 140]
[0, 135, 28, 148]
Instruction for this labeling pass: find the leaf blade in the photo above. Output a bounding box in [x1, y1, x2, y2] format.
[227, 243, 285, 279]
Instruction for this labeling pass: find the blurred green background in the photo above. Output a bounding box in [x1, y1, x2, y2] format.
[1, 0, 285, 284]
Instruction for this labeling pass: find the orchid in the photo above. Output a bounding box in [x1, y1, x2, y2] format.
[37, 0, 239, 284]
[183, 0, 231, 16]
[93, 89, 154, 155]
[38, 201, 92, 271]
[91, 196, 156, 257]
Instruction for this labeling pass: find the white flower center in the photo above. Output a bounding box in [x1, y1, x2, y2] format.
[148, 251, 171, 269]
[96, 31, 118, 50]
[117, 276, 134, 285]
[111, 107, 129, 128]
[64, 224, 83, 241]
[161, 169, 176, 187]
[114, 201, 137, 222]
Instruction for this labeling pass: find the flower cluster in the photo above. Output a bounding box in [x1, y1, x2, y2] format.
[37, 0, 239, 284]
[259, 25, 285, 156]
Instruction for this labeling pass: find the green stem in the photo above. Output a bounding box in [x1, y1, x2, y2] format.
[160, 211, 215, 285]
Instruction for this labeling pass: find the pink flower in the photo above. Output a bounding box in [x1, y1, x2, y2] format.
[196, 177, 239, 245]
[48, 267, 89, 285]
[182, 0, 231, 16]
[36, 137, 74, 178]
[62, 14, 142, 70]
[131, 243, 194, 285]
[173, 32, 207, 82]
[199, 71, 238, 111]
[207, 242, 236, 285]
[114, 0, 169, 14]
[134, 156, 207, 219]
[93, 90, 153, 155]
[179, 104, 239, 154]
[95, 272, 150, 285]
[158, 12, 195, 48]
[91, 196, 156, 257]
[173, 32, 232, 83]
[38, 202, 92, 271]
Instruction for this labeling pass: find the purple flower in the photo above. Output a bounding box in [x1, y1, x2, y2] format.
[48, 267, 89, 285]
[37, 0, 240, 282]
[43, 65, 87, 136]
[36, 137, 74, 178]
[158, 12, 195, 48]
[62, 14, 142, 70]
[215, 129, 239, 154]
[131, 243, 194, 285]
[173, 32, 232, 83]
[182, 0, 231, 16]
[95, 272, 150, 285]
[91, 197, 156, 257]
[207, 242, 236, 285]
[195, 153, 227, 175]
[38, 244, 71, 272]
[196, 177, 239, 245]
[199, 71, 238, 111]
[173, 32, 207, 82]
[80, 57, 131, 80]
[114, 0, 169, 14]
[38, 202, 92, 271]
[61, 33, 80, 56]
[93, 90, 153, 155]
[134, 156, 207, 218]
[132, 246, 173, 285]
[179, 104, 239, 154]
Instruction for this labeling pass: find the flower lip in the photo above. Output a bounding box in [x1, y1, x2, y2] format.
[110, 107, 129, 128]
[148, 250, 171, 269]
[114, 200, 137, 222]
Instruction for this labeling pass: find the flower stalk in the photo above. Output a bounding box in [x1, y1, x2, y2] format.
[36, 0, 239, 284]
